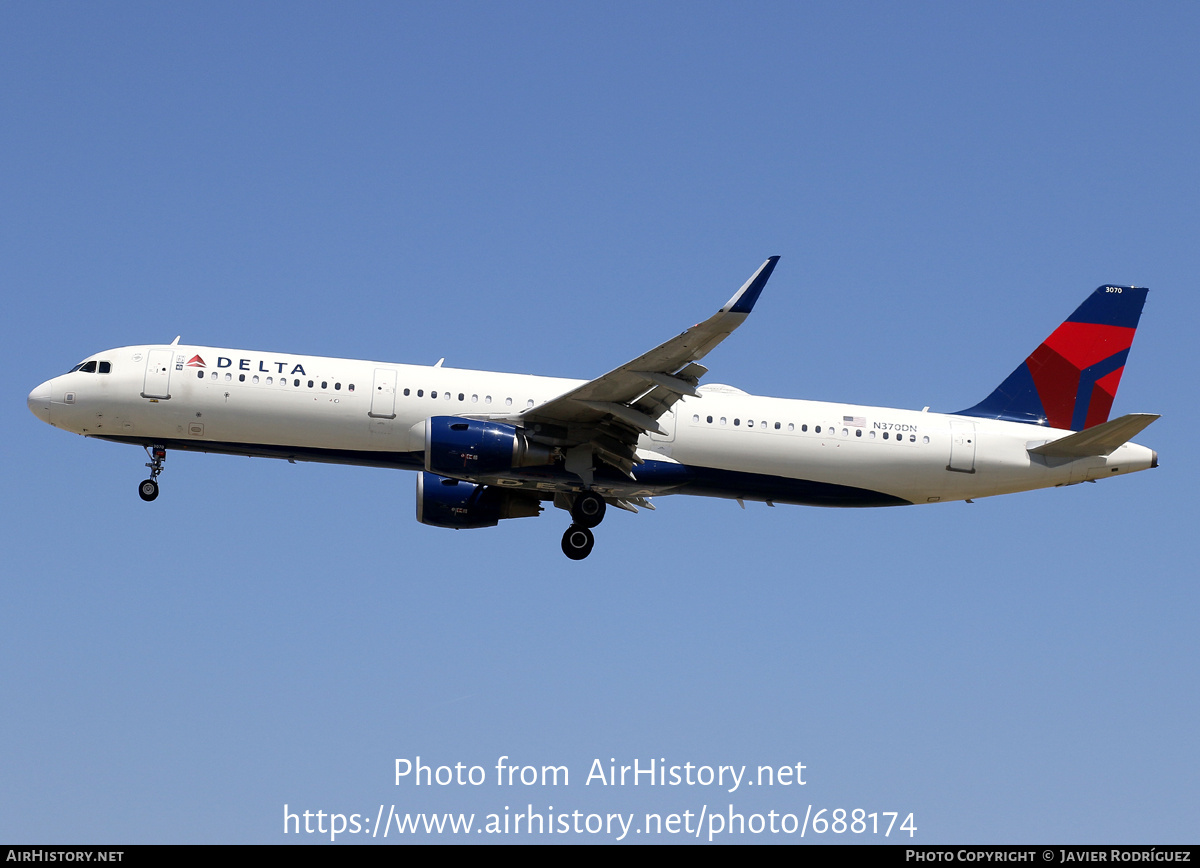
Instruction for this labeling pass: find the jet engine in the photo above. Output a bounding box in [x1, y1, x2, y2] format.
[416, 471, 542, 529]
[424, 416, 555, 478]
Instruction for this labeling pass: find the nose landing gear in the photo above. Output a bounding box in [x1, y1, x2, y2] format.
[139, 445, 166, 502]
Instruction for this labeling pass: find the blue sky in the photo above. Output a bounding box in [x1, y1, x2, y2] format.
[3, 2, 1197, 843]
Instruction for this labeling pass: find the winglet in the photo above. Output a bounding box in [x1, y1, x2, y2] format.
[721, 256, 780, 315]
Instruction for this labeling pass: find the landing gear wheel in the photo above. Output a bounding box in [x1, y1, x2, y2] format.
[561, 524, 595, 560]
[139, 444, 167, 502]
[570, 492, 607, 528]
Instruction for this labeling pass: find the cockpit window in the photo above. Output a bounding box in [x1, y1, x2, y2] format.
[67, 359, 111, 374]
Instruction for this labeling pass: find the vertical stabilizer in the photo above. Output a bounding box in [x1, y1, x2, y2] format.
[957, 285, 1147, 430]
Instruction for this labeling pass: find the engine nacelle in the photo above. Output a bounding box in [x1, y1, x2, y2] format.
[416, 472, 542, 529]
[425, 416, 555, 478]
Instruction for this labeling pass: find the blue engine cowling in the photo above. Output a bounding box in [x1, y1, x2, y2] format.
[425, 416, 554, 478]
[416, 472, 542, 529]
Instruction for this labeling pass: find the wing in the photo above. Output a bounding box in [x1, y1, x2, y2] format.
[513, 256, 780, 482]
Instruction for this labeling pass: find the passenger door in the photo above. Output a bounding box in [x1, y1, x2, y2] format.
[141, 349, 174, 399]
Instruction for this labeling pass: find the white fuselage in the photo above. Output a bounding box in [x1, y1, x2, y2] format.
[29, 343, 1157, 508]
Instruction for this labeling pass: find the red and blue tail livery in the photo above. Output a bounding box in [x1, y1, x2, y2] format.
[958, 285, 1148, 431]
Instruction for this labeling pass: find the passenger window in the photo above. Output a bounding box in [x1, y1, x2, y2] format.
[239, 374, 245, 382]
[266, 376, 273, 384]
[197, 371, 204, 379]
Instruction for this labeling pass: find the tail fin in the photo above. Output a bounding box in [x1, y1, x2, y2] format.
[957, 285, 1148, 431]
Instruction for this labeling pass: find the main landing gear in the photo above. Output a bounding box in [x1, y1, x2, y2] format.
[138, 444, 166, 502]
[560, 491, 607, 561]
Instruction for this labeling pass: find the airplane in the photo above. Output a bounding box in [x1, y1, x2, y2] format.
[27, 258, 1158, 560]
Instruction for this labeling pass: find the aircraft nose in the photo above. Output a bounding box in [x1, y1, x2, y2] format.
[28, 379, 53, 424]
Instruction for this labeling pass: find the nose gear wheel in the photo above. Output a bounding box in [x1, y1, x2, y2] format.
[139, 444, 167, 502]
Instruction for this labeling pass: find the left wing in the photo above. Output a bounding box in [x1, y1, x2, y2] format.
[514, 257, 780, 482]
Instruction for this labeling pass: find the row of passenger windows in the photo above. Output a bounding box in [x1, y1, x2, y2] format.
[691, 413, 929, 444]
[400, 388, 535, 409]
[194, 369, 539, 409]
[69, 360, 111, 374]
[197, 370, 356, 391]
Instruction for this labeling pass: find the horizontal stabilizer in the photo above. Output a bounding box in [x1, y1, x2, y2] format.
[1027, 413, 1159, 458]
